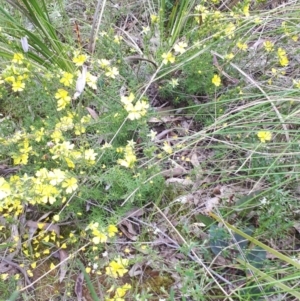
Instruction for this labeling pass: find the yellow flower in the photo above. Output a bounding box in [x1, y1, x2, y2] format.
[86, 267, 91, 273]
[147, 130, 157, 141]
[84, 149, 97, 162]
[150, 14, 158, 23]
[98, 59, 111, 68]
[212, 74, 221, 87]
[34, 127, 45, 142]
[225, 23, 236, 39]
[194, 5, 209, 21]
[60, 72, 74, 87]
[107, 225, 118, 237]
[56, 116, 74, 132]
[50, 263, 56, 270]
[105, 257, 129, 278]
[162, 142, 172, 154]
[279, 56, 289, 67]
[37, 184, 58, 204]
[141, 26, 150, 34]
[263, 41, 274, 52]
[105, 66, 119, 79]
[293, 79, 300, 89]
[92, 235, 104, 244]
[277, 48, 289, 66]
[91, 227, 107, 244]
[243, 3, 250, 17]
[114, 283, 132, 299]
[121, 93, 135, 105]
[4, 76, 15, 83]
[62, 177, 78, 194]
[121, 93, 149, 120]
[161, 52, 175, 65]
[292, 35, 298, 42]
[277, 47, 286, 57]
[12, 81, 25, 92]
[72, 54, 87, 66]
[12, 52, 24, 64]
[53, 215, 60, 222]
[174, 42, 188, 54]
[51, 130, 63, 143]
[12, 153, 29, 165]
[55, 89, 71, 111]
[236, 41, 248, 51]
[113, 35, 122, 44]
[257, 131, 272, 143]
[86, 72, 98, 89]
[117, 142, 137, 168]
[0, 178, 11, 200]
[48, 169, 66, 186]
[225, 53, 234, 60]
[1, 274, 9, 280]
[169, 78, 179, 88]
[117, 153, 137, 168]
[126, 100, 149, 120]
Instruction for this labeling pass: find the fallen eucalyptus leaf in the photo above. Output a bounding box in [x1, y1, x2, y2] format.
[74, 272, 84, 300]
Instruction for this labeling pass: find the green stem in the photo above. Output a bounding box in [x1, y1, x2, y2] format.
[76, 259, 101, 301]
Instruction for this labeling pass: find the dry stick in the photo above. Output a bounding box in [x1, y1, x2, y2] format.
[88, 0, 107, 54]
[211, 51, 290, 142]
[153, 203, 235, 300]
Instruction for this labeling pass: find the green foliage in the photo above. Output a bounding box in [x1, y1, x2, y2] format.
[158, 0, 197, 46]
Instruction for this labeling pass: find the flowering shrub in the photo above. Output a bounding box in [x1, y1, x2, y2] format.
[0, 38, 163, 289]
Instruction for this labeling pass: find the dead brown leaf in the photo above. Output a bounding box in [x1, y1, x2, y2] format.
[190, 153, 200, 167]
[128, 262, 144, 277]
[86, 107, 99, 120]
[59, 249, 69, 283]
[119, 220, 139, 241]
[75, 272, 84, 301]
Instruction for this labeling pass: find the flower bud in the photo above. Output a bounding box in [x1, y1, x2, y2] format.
[73, 65, 87, 99]
[20, 36, 29, 53]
